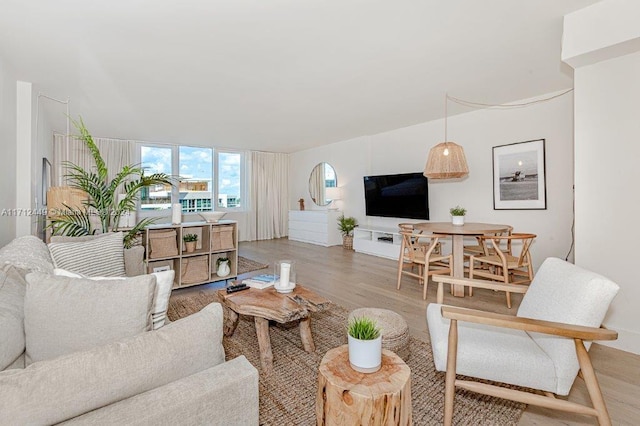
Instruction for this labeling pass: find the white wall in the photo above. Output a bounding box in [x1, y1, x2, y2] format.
[291, 91, 575, 271]
[565, 0, 640, 354]
[0, 58, 17, 246]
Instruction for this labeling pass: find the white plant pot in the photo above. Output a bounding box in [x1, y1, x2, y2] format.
[451, 215, 465, 226]
[348, 334, 382, 373]
[217, 261, 230, 277]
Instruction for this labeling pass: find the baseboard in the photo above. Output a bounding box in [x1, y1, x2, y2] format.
[599, 326, 640, 355]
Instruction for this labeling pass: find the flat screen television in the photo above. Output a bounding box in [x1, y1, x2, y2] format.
[363, 172, 429, 220]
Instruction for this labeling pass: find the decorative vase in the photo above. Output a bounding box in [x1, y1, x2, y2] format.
[343, 235, 354, 250]
[217, 259, 230, 277]
[348, 334, 382, 373]
[452, 215, 465, 226]
[185, 241, 197, 252]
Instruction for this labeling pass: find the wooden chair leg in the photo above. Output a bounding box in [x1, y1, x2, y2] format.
[575, 339, 612, 426]
[396, 260, 404, 290]
[468, 257, 475, 297]
[423, 275, 428, 300]
[444, 319, 458, 426]
[506, 292, 512, 309]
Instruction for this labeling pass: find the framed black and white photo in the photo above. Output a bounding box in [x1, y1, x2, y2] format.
[493, 139, 546, 210]
[42, 157, 52, 206]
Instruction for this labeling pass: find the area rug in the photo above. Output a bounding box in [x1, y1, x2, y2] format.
[237, 255, 269, 275]
[167, 291, 525, 425]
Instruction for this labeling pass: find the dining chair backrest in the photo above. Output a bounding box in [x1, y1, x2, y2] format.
[483, 232, 534, 266]
[399, 230, 441, 263]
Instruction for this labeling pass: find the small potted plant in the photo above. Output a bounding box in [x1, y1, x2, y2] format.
[450, 206, 467, 226]
[347, 316, 382, 373]
[337, 215, 358, 250]
[216, 257, 230, 277]
[183, 233, 198, 252]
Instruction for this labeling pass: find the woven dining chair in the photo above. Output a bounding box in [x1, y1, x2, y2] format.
[396, 228, 452, 299]
[469, 232, 536, 308]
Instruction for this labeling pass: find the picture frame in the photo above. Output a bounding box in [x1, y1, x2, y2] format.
[492, 139, 546, 210]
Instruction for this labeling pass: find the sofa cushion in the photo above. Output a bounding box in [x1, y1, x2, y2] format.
[48, 231, 126, 277]
[24, 272, 156, 364]
[0, 235, 53, 274]
[54, 268, 174, 329]
[0, 266, 28, 370]
[0, 303, 226, 426]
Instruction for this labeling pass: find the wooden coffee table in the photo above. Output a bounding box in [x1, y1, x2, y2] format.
[217, 285, 330, 374]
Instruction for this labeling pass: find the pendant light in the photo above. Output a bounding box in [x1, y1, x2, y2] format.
[423, 94, 469, 179]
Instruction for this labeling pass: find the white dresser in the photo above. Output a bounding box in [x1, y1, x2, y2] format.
[288, 210, 343, 247]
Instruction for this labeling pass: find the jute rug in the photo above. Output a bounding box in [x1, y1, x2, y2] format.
[237, 256, 269, 275]
[167, 291, 525, 425]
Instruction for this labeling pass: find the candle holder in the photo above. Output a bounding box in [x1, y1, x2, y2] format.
[274, 260, 296, 294]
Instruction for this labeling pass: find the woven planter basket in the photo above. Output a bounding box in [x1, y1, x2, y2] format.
[342, 235, 354, 250]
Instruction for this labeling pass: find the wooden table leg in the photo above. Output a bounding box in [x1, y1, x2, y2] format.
[299, 316, 315, 352]
[255, 316, 273, 374]
[223, 308, 239, 336]
[452, 234, 465, 297]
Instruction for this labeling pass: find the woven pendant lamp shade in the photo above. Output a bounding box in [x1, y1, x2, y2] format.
[423, 142, 469, 179]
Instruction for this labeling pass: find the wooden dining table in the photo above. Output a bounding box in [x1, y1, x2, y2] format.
[413, 222, 511, 297]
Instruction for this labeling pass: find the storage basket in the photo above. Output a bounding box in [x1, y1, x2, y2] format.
[211, 225, 234, 250]
[180, 255, 209, 284]
[149, 230, 179, 259]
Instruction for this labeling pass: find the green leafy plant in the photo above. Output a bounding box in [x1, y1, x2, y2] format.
[49, 116, 173, 248]
[449, 206, 467, 216]
[216, 257, 229, 268]
[348, 316, 381, 340]
[183, 233, 198, 243]
[337, 215, 358, 237]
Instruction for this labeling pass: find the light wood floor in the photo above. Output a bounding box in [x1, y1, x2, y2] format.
[182, 238, 640, 425]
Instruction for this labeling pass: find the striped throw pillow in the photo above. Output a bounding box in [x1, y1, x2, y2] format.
[48, 232, 126, 277]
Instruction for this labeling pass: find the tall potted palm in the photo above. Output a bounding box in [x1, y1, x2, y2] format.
[49, 117, 173, 248]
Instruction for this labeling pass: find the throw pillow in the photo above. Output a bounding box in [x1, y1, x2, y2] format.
[0, 266, 28, 370]
[53, 268, 174, 329]
[0, 236, 54, 274]
[24, 272, 156, 364]
[48, 232, 126, 277]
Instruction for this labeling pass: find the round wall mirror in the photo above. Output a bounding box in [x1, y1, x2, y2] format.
[308, 162, 337, 206]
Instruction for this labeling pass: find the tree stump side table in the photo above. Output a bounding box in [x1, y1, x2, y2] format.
[316, 345, 412, 426]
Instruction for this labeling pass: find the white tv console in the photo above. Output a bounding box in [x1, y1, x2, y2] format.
[352, 225, 402, 260]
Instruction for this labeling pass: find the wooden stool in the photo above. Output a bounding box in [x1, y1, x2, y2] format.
[316, 345, 411, 425]
[348, 308, 410, 361]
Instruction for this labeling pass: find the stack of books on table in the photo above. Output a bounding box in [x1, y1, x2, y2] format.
[242, 274, 279, 289]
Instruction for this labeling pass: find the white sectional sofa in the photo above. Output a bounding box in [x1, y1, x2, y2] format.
[0, 236, 259, 425]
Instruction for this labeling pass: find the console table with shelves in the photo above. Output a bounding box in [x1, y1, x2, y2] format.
[352, 226, 402, 260]
[143, 220, 238, 289]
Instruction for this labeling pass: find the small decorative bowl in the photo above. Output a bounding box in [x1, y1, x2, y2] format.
[198, 211, 226, 223]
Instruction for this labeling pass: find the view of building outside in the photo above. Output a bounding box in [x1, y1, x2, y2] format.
[140, 145, 242, 212]
[217, 152, 241, 208]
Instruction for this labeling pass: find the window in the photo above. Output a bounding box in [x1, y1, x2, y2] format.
[139, 144, 244, 214]
[217, 151, 243, 209]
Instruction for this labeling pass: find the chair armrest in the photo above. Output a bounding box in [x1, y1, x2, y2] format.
[440, 305, 618, 341]
[432, 275, 528, 303]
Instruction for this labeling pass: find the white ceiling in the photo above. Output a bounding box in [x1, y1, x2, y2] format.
[0, 0, 598, 153]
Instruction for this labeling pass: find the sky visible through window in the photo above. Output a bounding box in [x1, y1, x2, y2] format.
[141, 145, 240, 207]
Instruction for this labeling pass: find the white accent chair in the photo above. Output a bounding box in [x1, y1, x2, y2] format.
[427, 257, 619, 425]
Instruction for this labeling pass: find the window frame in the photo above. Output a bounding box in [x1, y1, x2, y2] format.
[136, 142, 246, 218]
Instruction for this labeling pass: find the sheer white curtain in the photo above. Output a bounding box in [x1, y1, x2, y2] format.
[53, 134, 135, 187]
[247, 151, 289, 241]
